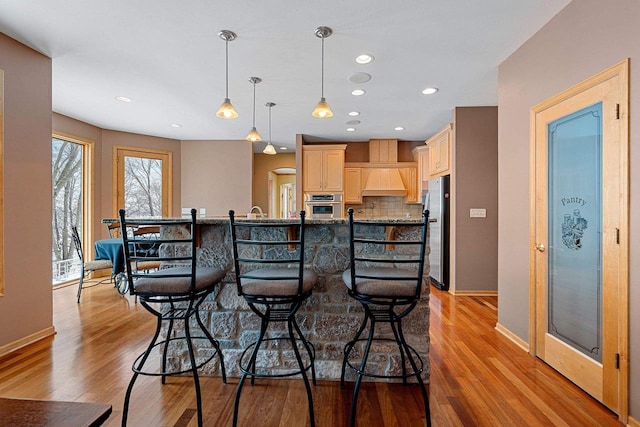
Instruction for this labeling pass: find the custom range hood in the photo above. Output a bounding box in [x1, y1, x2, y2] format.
[361, 168, 408, 196]
[360, 139, 408, 196]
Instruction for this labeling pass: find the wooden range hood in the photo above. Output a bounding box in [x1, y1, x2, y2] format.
[361, 139, 407, 196]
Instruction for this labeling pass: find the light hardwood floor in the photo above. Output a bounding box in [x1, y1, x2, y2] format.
[0, 283, 622, 426]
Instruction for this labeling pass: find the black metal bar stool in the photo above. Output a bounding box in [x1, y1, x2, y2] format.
[228, 210, 318, 427]
[340, 207, 431, 427]
[119, 209, 227, 427]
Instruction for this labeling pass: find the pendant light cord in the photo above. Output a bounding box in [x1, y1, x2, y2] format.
[225, 39, 229, 98]
[268, 104, 272, 143]
[321, 36, 325, 98]
[252, 82, 256, 127]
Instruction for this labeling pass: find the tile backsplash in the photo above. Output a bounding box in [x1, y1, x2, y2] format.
[345, 196, 424, 219]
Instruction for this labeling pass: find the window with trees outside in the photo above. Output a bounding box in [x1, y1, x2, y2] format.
[113, 146, 171, 218]
[52, 134, 91, 285]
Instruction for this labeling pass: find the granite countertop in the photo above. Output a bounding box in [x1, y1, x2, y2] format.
[103, 216, 425, 225]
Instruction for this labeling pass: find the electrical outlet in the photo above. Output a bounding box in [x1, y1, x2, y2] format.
[470, 208, 486, 218]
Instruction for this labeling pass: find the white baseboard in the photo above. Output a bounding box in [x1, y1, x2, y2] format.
[0, 326, 56, 358]
[495, 322, 529, 353]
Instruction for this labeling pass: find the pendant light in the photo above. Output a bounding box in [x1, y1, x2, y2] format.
[312, 26, 333, 118]
[216, 30, 239, 119]
[245, 77, 262, 142]
[263, 102, 277, 155]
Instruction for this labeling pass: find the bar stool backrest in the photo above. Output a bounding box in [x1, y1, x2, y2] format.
[228, 210, 308, 298]
[119, 208, 198, 297]
[347, 207, 429, 300]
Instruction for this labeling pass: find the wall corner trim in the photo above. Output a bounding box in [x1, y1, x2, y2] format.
[495, 322, 530, 353]
[0, 326, 56, 358]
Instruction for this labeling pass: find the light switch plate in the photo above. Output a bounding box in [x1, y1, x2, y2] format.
[470, 208, 486, 218]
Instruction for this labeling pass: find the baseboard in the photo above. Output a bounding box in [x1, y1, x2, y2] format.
[450, 289, 498, 297]
[0, 326, 56, 358]
[628, 415, 640, 427]
[495, 322, 529, 353]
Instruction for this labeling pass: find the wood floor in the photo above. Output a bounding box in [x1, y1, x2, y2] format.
[0, 283, 622, 426]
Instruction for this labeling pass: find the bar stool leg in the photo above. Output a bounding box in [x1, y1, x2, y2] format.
[389, 316, 408, 385]
[195, 303, 227, 383]
[122, 308, 164, 426]
[184, 309, 204, 427]
[396, 318, 431, 427]
[340, 312, 369, 387]
[288, 316, 315, 427]
[291, 314, 316, 385]
[349, 314, 376, 427]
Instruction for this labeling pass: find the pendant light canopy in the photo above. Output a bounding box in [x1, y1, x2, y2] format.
[216, 30, 239, 119]
[312, 26, 333, 119]
[245, 77, 262, 142]
[263, 102, 277, 155]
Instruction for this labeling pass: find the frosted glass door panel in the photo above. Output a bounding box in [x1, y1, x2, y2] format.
[547, 102, 602, 363]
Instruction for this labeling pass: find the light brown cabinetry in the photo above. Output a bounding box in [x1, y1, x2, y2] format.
[302, 144, 346, 192]
[411, 145, 429, 203]
[369, 139, 398, 163]
[399, 167, 418, 203]
[344, 168, 363, 203]
[426, 124, 452, 178]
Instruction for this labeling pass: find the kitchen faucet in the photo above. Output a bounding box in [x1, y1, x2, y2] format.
[249, 205, 264, 218]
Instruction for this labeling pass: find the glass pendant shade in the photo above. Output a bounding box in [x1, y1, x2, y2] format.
[263, 143, 277, 155]
[216, 98, 238, 119]
[312, 97, 333, 118]
[246, 127, 262, 142]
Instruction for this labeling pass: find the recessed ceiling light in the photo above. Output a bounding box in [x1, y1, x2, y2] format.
[170, 123, 182, 128]
[422, 87, 439, 95]
[280, 147, 288, 150]
[355, 54, 374, 64]
[346, 127, 356, 132]
[348, 111, 360, 116]
[394, 126, 404, 131]
[115, 96, 132, 102]
[351, 89, 366, 96]
[346, 120, 361, 125]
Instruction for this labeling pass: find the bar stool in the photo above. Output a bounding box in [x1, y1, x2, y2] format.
[119, 209, 227, 427]
[228, 210, 318, 427]
[340, 208, 431, 427]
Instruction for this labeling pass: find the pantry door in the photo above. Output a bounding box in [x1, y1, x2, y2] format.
[530, 60, 628, 417]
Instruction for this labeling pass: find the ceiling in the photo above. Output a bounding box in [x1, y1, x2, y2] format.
[0, 0, 569, 152]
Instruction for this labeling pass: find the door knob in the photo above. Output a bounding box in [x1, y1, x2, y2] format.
[535, 243, 545, 252]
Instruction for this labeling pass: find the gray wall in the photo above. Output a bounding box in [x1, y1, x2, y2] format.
[498, 0, 639, 418]
[453, 106, 498, 292]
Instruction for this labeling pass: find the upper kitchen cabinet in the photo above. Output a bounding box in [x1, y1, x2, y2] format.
[344, 167, 363, 203]
[369, 139, 398, 163]
[410, 145, 429, 203]
[302, 144, 347, 192]
[426, 124, 452, 178]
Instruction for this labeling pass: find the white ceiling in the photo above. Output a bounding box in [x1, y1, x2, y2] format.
[0, 0, 569, 152]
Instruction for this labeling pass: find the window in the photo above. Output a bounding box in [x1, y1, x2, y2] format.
[113, 146, 172, 217]
[51, 133, 92, 285]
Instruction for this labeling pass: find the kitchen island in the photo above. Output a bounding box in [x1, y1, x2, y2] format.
[117, 216, 430, 382]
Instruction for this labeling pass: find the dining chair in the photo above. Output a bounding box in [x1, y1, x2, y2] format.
[71, 225, 114, 303]
[118, 209, 227, 427]
[228, 210, 318, 427]
[340, 208, 431, 427]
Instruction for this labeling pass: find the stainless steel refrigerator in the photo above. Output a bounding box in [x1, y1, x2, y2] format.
[426, 175, 450, 291]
